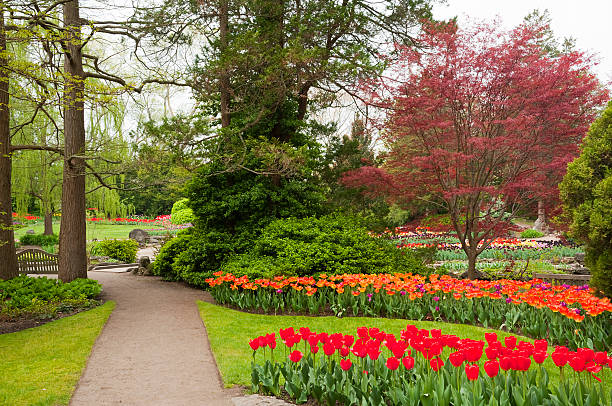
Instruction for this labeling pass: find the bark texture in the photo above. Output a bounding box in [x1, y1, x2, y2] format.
[58, 0, 87, 282]
[0, 5, 18, 280]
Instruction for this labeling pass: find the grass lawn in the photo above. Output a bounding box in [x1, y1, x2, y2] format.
[0, 301, 115, 405]
[198, 301, 612, 393]
[14, 222, 160, 241]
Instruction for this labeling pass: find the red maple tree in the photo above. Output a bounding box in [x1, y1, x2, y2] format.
[345, 20, 609, 278]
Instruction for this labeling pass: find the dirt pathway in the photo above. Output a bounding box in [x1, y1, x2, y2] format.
[70, 272, 237, 406]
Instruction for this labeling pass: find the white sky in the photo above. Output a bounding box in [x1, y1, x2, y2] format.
[432, 1, 612, 84]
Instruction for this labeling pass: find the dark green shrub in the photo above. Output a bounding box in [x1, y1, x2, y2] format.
[151, 231, 193, 280]
[222, 215, 432, 278]
[19, 233, 59, 247]
[90, 239, 139, 263]
[520, 229, 545, 238]
[560, 101, 612, 298]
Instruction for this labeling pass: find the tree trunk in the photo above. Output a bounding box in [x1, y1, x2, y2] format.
[533, 200, 548, 233]
[219, 0, 230, 128]
[43, 212, 53, 235]
[0, 4, 18, 280]
[58, 0, 87, 282]
[466, 250, 477, 280]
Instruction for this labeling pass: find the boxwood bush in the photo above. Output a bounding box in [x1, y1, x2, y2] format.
[90, 239, 139, 263]
[222, 215, 433, 278]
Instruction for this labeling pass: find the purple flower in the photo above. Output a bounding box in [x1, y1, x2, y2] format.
[435, 306, 439, 311]
[506, 298, 512, 304]
[367, 293, 373, 302]
[560, 301, 567, 307]
[400, 290, 407, 296]
[574, 308, 582, 315]
[276, 289, 283, 294]
[433, 296, 440, 302]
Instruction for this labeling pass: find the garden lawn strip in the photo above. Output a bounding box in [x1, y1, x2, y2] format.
[70, 272, 234, 406]
[197, 300, 611, 391]
[0, 301, 114, 406]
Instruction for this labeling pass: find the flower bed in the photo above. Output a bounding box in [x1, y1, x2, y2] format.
[206, 273, 612, 351]
[249, 325, 611, 405]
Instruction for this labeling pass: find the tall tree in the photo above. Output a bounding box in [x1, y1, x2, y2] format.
[0, 1, 18, 279]
[347, 20, 608, 279]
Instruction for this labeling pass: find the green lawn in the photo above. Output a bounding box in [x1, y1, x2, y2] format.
[198, 301, 612, 393]
[14, 222, 159, 241]
[0, 301, 115, 405]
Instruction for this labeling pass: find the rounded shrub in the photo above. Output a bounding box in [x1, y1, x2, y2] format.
[170, 198, 195, 225]
[90, 239, 139, 263]
[520, 229, 545, 238]
[222, 214, 432, 279]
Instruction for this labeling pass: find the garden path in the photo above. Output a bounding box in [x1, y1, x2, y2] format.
[69, 272, 261, 406]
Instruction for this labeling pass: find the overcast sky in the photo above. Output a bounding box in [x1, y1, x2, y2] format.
[432, 1, 612, 84]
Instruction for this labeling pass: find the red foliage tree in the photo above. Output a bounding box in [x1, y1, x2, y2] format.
[346, 19, 608, 279]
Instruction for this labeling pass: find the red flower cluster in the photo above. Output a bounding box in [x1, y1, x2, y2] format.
[249, 325, 612, 382]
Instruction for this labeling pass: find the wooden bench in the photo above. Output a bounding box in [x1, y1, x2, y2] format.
[533, 273, 591, 285]
[16, 248, 59, 274]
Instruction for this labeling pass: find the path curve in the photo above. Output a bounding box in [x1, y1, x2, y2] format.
[70, 272, 236, 406]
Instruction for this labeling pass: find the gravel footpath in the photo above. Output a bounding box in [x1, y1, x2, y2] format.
[70, 271, 290, 406]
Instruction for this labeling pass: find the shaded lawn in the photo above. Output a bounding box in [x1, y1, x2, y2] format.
[14, 223, 159, 241]
[198, 301, 612, 393]
[0, 301, 115, 405]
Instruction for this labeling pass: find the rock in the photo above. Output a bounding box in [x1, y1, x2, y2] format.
[129, 229, 149, 245]
[458, 269, 491, 281]
[139, 256, 151, 268]
[569, 263, 590, 275]
[574, 252, 586, 265]
[26, 229, 35, 234]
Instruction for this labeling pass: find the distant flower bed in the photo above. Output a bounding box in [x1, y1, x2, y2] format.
[249, 325, 611, 405]
[207, 273, 612, 351]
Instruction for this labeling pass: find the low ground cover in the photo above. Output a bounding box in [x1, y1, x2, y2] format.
[0, 301, 115, 405]
[206, 273, 612, 351]
[0, 276, 102, 323]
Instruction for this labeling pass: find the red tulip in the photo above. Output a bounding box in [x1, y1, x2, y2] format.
[449, 351, 465, 367]
[340, 358, 352, 371]
[485, 346, 499, 361]
[318, 333, 329, 343]
[504, 336, 517, 350]
[464, 346, 483, 363]
[533, 339, 548, 353]
[386, 357, 400, 370]
[289, 350, 303, 363]
[323, 341, 335, 356]
[340, 346, 350, 357]
[484, 332, 498, 344]
[430, 357, 444, 372]
[249, 339, 259, 351]
[357, 327, 369, 338]
[258, 336, 267, 348]
[343, 335, 355, 347]
[352, 344, 367, 358]
[533, 351, 548, 364]
[367, 347, 381, 361]
[368, 327, 380, 338]
[310, 345, 319, 354]
[569, 356, 586, 372]
[431, 329, 442, 338]
[484, 360, 500, 378]
[577, 348, 595, 363]
[551, 351, 568, 368]
[465, 364, 479, 381]
[269, 339, 277, 350]
[402, 356, 415, 370]
[514, 356, 531, 371]
[586, 362, 602, 374]
[594, 352, 608, 365]
[499, 357, 512, 371]
[279, 327, 295, 341]
[307, 335, 319, 348]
